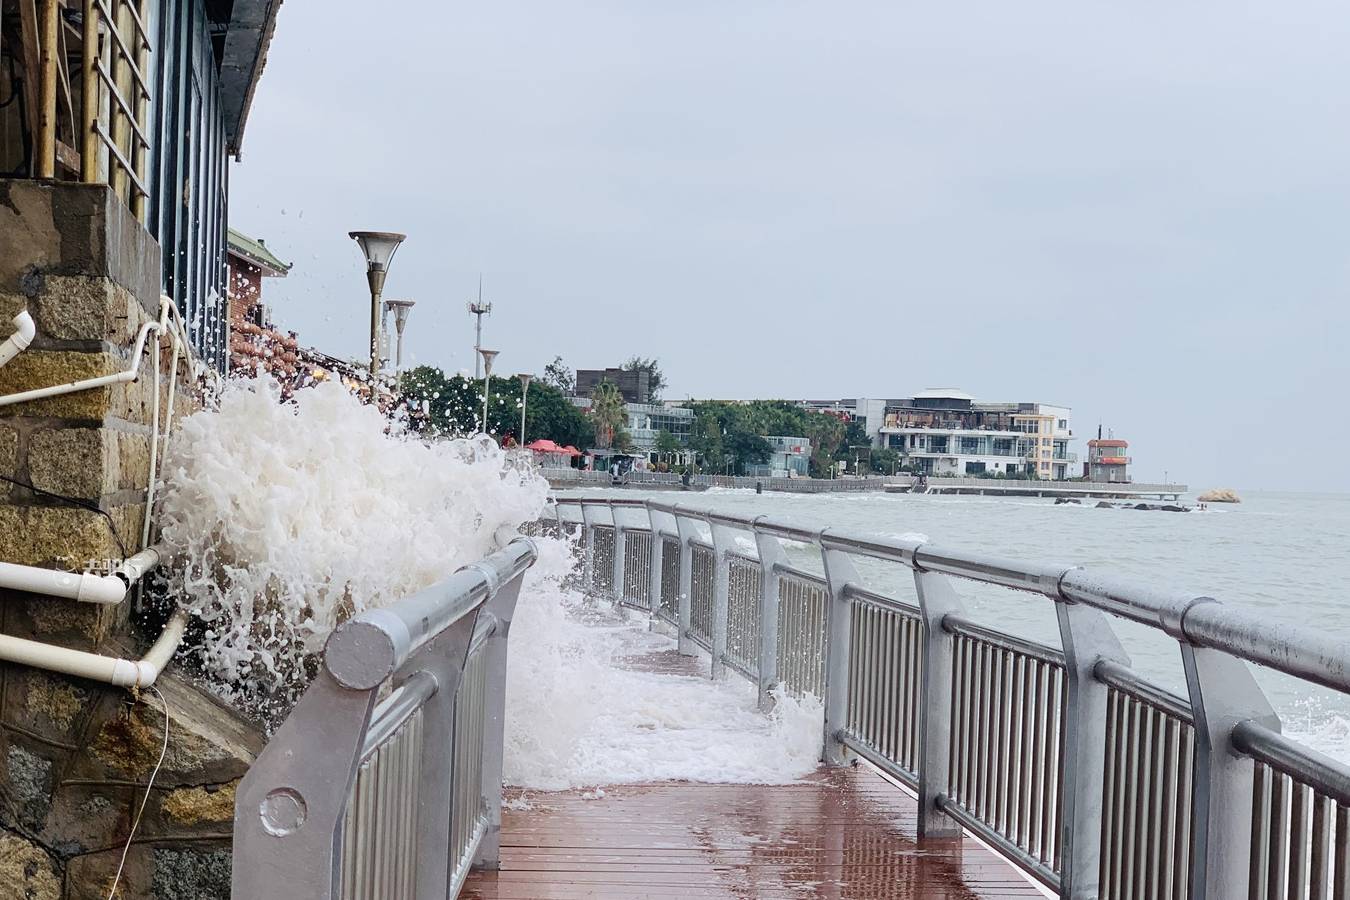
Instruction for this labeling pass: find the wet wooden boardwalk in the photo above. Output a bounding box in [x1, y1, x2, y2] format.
[462, 766, 1043, 899]
[464, 645, 1040, 898]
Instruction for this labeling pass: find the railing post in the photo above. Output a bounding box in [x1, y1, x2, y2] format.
[647, 507, 665, 619]
[579, 501, 597, 593]
[610, 504, 626, 604]
[409, 614, 482, 898]
[913, 565, 964, 839]
[231, 669, 381, 900]
[1178, 610, 1280, 900]
[473, 566, 528, 870]
[1055, 596, 1130, 899]
[819, 533, 859, 766]
[674, 510, 697, 656]
[709, 522, 736, 680]
[752, 519, 786, 712]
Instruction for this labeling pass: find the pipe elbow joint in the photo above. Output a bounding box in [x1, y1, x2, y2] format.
[11, 310, 35, 349]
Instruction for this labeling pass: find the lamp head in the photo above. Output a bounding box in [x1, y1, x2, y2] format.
[478, 349, 499, 377]
[385, 298, 415, 332]
[348, 231, 406, 271]
[518, 373, 533, 389]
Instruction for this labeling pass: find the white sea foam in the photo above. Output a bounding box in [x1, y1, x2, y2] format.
[505, 536, 824, 789]
[158, 378, 823, 785]
[157, 377, 547, 711]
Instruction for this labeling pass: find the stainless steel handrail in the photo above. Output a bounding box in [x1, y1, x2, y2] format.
[556, 494, 1347, 899]
[232, 537, 538, 900]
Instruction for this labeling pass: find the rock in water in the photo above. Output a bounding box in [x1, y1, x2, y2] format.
[1197, 488, 1241, 503]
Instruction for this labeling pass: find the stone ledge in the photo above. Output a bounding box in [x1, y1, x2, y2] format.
[0, 180, 160, 307]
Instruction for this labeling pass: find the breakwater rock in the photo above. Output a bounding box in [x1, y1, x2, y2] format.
[1197, 488, 1241, 503]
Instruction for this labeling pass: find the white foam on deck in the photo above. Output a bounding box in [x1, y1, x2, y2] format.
[504, 537, 823, 790]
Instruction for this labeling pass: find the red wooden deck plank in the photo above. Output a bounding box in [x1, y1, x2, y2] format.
[463, 766, 1042, 899]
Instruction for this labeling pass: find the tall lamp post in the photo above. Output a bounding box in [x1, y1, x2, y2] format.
[384, 299, 415, 370]
[348, 231, 406, 375]
[518, 373, 533, 445]
[478, 349, 499, 435]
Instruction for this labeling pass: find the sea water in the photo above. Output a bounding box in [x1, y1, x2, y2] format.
[580, 486, 1350, 761]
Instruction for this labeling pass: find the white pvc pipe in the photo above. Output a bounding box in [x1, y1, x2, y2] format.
[0, 320, 161, 408]
[0, 310, 36, 369]
[0, 545, 163, 605]
[0, 609, 188, 687]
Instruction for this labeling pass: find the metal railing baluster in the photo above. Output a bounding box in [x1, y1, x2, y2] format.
[820, 540, 860, 766]
[1055, 600, 1129, 899]
[1181, 639, 1281, 899]
[753, 524, 785, 709]
[914, 568, 963, 838]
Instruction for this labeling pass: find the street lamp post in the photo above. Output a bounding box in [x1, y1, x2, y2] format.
[478, 349, 499, 436]
[518, 373, 532, 445]
[348, 231, 406, 376]
[384, 299, 415, 370]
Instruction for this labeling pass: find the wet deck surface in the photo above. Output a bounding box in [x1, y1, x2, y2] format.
[464, 637, 1040, 898]
[462, 766, 1042, 899]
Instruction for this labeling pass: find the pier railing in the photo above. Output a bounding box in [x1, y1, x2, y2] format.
[550, 495, 1350, 900]
[231, 538, 538, 900]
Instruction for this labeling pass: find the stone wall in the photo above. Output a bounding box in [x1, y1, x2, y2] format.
[0, 180, 262, 898]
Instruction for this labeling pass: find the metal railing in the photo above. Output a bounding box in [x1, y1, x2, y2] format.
[232, 538, 538, 900]
[551, 495, 1350, 900]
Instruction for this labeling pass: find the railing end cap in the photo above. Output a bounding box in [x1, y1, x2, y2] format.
[324, 612, 409, 690]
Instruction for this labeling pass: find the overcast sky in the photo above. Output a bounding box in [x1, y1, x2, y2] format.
[229, 2, 1350, 492]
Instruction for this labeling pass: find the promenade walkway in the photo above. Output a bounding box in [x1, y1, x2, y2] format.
[463, 648, 1038, 899]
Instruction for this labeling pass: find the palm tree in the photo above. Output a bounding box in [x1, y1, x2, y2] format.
[590, 382, 628, 449]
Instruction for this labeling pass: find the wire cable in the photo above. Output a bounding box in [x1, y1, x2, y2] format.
[106, 685, 170, 900]
[0, 472, 129, 558]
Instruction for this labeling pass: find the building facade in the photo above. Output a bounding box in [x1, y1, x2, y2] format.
[626, 402, 694, 451]
[576, 366, 651, 403]
[745, 435, 812, 478]
[879, 389, 1076, 479]
[1085, 437, 1131, 483]
[227, 228, 297, 379]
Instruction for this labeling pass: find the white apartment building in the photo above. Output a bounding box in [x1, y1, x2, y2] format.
[878, 389, 1075, 480]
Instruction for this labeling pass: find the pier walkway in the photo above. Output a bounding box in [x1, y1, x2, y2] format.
[463, 767, 1039, 899]
[463, 648, 1037, 899]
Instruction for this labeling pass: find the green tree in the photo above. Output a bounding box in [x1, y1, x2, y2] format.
[654, 429, 679, 454]
[870, 447, 901, 474]
[542, 356, 574, 394]
[621, 356, 666, 401]
[590, 382, 629, 449]
[400, 365, 593, 448]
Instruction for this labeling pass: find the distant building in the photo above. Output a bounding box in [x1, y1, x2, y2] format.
[1085, 437, 1131, 483]
[572, 397, 696, 466]
[227, 228, 297, 380]
[626, 402, 694, 451]
[878, 389, 1075, 479]
[745, 436, 812, 478]
[576, 367, 651, 403]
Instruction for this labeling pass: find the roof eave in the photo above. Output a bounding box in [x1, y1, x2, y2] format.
[221, 1, 284, 159]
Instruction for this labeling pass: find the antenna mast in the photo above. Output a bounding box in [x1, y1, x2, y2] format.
[468, 275, 492, 379]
